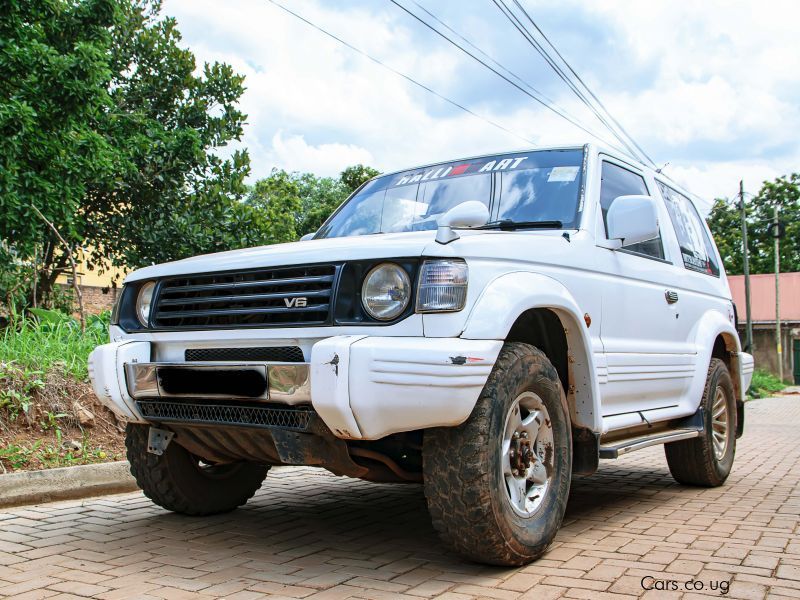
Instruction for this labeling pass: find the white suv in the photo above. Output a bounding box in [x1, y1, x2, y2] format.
[89, 144, 754, 565]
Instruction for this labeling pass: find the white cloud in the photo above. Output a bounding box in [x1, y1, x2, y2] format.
[164, 0, 799, 204]
[269, 131, 374, 176]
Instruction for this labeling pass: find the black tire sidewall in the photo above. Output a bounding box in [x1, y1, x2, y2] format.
[126, 424, 269, 515]
[705, 362, 736, 479]
[487, 349, 572, 555]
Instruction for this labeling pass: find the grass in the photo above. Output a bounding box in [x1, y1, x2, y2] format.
[0, 309, 123, 473]
[747, 369, 788, 399]
[0, 436, 116, 471]
[0, 309, 109, 381]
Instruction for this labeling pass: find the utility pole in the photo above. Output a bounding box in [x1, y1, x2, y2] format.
[774, 204, 783, 382]
[740, 180, 753, 353]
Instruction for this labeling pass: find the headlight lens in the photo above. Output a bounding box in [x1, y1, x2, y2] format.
[135, 282, 155, 327]
[416, 259, 468, 312]
[362, 263, 411, 320]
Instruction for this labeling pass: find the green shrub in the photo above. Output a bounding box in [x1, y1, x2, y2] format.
[747, 369, 787, 399]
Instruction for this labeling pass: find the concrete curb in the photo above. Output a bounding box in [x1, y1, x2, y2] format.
[0, 461, 139, 509]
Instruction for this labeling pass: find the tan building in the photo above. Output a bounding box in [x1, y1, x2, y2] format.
[729, 272, 800, 384]
[55, 247, 126, 313]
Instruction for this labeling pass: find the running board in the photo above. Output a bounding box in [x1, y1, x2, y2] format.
[599, 429, 701, 459]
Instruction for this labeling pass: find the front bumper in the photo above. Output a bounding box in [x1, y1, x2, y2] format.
[88, 336, 502, 440]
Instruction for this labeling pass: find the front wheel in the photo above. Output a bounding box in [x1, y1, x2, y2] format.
[665, 358, 736, 486]
[423, 343, 572, 566]
[126, 424, 270, 515]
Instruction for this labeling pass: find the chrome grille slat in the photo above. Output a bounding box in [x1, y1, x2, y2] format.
[159, 274, 335, 295]
[158, 288, 331, 307]
[156, 304, 330, 320]
[152, 264, 337, 329]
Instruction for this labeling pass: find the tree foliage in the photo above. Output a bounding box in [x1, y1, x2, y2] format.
[707, 173, 800, 275]
[0, 0, 257, 306]
[245, 165, 378, 242]
[0, 0, 379, 313]
[340, 164, 380, 194]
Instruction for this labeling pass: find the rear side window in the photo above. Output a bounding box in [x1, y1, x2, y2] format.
[657, 182, 720, 276]
[599, 161, 665, 260]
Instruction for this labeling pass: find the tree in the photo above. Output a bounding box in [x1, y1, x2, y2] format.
[246, 170, 302, 245]
[296, 172, 350, 235]
[246, 165, 379, 239]
[707, 199, 744, 275]
[749, 173, 800, 274]
[707, 173, 800, 275]
[0, 0, 256, 308]
[340, 164, 380, 194]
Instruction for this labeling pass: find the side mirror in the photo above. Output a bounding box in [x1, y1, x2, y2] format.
[606, 195, 659, 248]
[299, 233, 315, 241]
[435, 201, 489, 244]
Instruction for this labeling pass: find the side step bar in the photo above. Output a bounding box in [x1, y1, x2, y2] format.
[599, 428, 701, 459]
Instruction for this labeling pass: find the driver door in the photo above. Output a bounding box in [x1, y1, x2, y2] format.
[594, 159, 694, 420]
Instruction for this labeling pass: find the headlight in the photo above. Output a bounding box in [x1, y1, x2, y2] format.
[361, 263, 411, 320]
[416, 259, 468, 313]
[135, 282, 156, 327]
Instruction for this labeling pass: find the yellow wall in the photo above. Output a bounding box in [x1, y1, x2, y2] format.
[55, 247, 127, 288]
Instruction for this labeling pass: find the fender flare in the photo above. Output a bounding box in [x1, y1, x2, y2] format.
[689, 309, 746, 403]
[461, 271, 602, 432]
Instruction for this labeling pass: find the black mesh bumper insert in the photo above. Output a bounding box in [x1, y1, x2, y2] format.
[137, 401, 313, 430]
[185, 346, 305, 363]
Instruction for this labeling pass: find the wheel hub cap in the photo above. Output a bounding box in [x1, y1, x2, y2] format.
[501, 392, 554, 517]
[711, 385, 730, 460]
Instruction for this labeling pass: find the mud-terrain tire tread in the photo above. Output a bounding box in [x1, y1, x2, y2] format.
[423, 342, 572, 566]
[665, 358, 736, 487]
[126, 424, 269, 515]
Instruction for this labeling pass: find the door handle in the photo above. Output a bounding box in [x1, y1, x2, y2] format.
[665, 290, 679, 304]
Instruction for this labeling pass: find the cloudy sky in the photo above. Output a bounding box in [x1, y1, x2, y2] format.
[164, 0, 799, 209]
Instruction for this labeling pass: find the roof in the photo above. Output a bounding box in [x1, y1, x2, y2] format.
[728, 272, 800, 323]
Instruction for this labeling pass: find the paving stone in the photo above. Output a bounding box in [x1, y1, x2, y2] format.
[1, 396, 799, 598]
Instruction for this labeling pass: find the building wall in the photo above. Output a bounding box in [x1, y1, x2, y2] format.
[81, 285, 118, 314]
[58, 284, 118, 315]
[55, 246, 127, 289]
[737, 323, 798, 383]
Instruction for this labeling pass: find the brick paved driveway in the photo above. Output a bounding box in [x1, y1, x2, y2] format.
[1, 396, 799, 600]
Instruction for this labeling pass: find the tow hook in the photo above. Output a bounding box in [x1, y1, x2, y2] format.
[147, 427, 175, 456]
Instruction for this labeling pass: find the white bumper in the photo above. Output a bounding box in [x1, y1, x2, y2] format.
[740, 351, 755, 396]
[89, 336, 503, 439]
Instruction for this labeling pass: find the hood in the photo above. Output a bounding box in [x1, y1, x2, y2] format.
[125, 231, 440, 282]
[125, 228, 582, 283]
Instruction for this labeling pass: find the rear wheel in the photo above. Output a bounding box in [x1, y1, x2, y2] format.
[665, 358, 736, 486]
[423, 343, 572, 566]
[126, 424, 269, 515]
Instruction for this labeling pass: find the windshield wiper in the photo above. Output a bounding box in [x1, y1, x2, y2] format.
[477, 219, 563, 231]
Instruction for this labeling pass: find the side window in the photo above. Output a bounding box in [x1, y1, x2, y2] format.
[599, 161, 665, 260]
[658, 182, 720, 276]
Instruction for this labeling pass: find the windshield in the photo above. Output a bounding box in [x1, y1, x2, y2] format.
[315, 149, 584, 239]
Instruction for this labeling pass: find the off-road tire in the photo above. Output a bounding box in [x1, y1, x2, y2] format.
[665, 358, 736, 486]
[126, 424, 269, 515]
[423, 342, 572, 566]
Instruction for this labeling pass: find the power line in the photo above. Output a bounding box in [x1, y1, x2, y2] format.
[491, 0, 645, 163]
[510, 0, 657, 167]
[389, 0, 630, 153]
[265, 0, 537, 146]
[407, 1, 556, 108]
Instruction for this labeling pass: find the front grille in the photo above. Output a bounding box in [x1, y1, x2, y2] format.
[137, 401, 313, 430]
[185, 346, 305, 363]
[152, 264, 338, 329]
